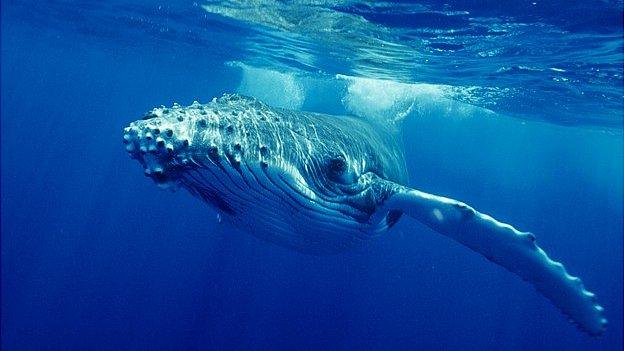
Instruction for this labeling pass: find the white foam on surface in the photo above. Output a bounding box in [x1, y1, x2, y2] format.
[233, 63, 493, 128]
[235, 63, 305, 110]
[337, 74, 448, 124]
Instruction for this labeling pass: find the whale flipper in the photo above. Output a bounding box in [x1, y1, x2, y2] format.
[375, 185, 607, 335]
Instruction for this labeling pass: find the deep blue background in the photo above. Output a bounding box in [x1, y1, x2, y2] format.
[2, 2, 622, 350]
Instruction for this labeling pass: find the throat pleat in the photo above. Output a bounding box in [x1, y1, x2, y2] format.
[180, 157, 386, 254]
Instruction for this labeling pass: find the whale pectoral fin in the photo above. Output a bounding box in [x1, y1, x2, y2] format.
[378, 186, 606, 335]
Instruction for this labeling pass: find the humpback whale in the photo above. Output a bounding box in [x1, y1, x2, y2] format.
[123, 94, 606, 335]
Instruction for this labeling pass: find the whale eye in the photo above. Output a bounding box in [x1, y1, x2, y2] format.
[329, 156, 346, 173]
[327, 156, 349, 182]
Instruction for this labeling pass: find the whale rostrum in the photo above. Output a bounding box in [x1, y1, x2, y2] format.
[123, 94, 606, 335]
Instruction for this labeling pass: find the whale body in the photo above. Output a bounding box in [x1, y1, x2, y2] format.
[123, 94, 606, 335]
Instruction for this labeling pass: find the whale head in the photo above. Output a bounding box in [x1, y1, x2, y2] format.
[123, 95, 406, 253]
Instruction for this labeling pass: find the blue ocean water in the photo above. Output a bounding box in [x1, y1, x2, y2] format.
[1, 1, 622, 350]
